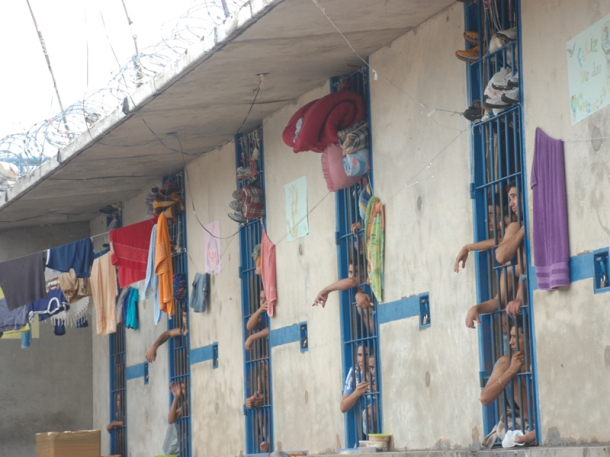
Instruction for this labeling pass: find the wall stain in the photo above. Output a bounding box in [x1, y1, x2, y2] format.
[304, 390, 309, 404]
[471, 426, 480, 448]
[604, 345, 610, 370]
[425, 371, 431, 387]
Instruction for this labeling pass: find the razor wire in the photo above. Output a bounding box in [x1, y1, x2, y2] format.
[0, 0, 249, 191]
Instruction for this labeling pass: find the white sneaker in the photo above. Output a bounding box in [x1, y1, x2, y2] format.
[492, 71, 519, 91]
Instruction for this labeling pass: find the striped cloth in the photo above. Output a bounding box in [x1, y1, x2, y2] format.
[338, 120, 369, 155]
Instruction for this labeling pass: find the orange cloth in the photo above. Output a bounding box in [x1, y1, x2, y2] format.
[90, 252, 118, 336]
[155, 213, 175, 316]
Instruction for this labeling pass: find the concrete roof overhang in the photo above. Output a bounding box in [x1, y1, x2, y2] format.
[0, 0, 453, 229]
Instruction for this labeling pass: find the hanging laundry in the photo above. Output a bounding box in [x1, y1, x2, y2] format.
[260, 229, 277, 317]
[153, 186, 184, 219]
[116, 287, 131, 325]
[155, 213, 175, 316]
[90, 252, 118, 336]
[531, 128, 570, 290]
[0, 290, 30, 333]
[58, 269, 92, 304]
[110, 218, 156, 288]
[49, 297, 91, 327]
[46, 238, 94, 278]
[125, 288, 139, 330]
[29, 288, 68, 322]
[252, 244, 262, 275]
[0, 251, 46, 311]
[143, 225, 161, 325]
[189, 273, 210, 313]
[365, 196, 385, 303]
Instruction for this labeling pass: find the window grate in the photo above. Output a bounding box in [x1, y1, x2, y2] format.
[165, 172, 193, 457]
[109, 322, 127, 457]
[331, 68, 383, 447]
[236, 127, 274, 455]
[464, 0, 540, 443]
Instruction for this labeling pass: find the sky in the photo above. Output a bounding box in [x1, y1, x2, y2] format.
[0, 0, 202, 139]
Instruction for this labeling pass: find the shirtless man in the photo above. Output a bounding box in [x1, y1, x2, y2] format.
[464, 184, 525, 327]
[245, 289, 269, 351]
[479, 318, 536, 445]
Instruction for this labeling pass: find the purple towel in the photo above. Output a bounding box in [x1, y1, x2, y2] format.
[531, 128, 570, 290]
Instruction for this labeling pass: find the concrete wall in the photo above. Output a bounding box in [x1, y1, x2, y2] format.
[264, 83, 346, 452]
[184, 141, 246, 457]
[522, 0, 610, 445]
[369, 4, 483, 450]
[0, 222, 92, 457]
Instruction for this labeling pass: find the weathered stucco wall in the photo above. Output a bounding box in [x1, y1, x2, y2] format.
[264, 82, 345, 452]
[522, 0, 610, 445]
[0, 222, 92, 457]
[184, 141, 246, 457]
[369, 3, 483, 450]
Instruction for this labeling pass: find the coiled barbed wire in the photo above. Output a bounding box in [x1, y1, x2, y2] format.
[0, 0, 249, 191]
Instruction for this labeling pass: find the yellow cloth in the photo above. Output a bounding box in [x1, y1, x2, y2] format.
[155, 213, 175, 316]
[1, 323, 30, 337]
[90, 252, 118, 336]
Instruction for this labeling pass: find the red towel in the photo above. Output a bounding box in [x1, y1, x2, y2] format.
[261, 229, 277, 317]
[110, 218, 156, 288]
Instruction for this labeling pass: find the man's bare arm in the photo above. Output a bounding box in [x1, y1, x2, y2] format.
[495, 222, 524, 265]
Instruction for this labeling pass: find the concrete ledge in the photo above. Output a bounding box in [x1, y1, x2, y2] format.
[314, 446, 610, 457]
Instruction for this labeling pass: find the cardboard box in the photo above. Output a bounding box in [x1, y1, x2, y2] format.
[36, 430, 101, 457]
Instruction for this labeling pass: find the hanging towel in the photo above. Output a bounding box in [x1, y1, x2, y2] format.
[155, 213, 175, 316]
[46, 238, 94, 278]
[0, 252, 46, 311]
[153, 186, 184, 219]
[110, 218, 156, 288]
[58, 269, 92, 304]
[125, 288, 139, 330]
[143, 225, 161, 325]
[260, 229, 277, 317]
[189, 273, 210, 313]
[90, 252, 118, 336]
[531, 128, 570, 290]
[365, 197, 385, 302]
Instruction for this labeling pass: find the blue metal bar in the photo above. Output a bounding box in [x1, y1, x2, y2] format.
[164, 172, 193, 457]
[236, 127, 274, 455]
[109, 322, 127, 457]
[331, 67, 383, 447]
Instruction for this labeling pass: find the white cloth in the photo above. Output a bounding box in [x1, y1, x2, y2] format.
[502, 430, 524, 448]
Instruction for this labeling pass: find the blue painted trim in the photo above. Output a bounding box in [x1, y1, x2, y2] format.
[377, 295, 420, 324]
[190, 343, 217, 365]
[126, 363, 146, 380]
[529, 250, 607, 291]
[270, 323, 301, 347]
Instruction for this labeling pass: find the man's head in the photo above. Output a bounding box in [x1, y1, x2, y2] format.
[509, 316, 526, 353]
[356, 345, 370, 371]
[507, 182, 519, 215]
[260, 289, 267, 307]
[348, 263, 359, 280]
[487, 203, 502, 235]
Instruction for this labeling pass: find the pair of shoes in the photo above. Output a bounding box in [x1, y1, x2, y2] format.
[463, 100, 484, 122]
[232, 189, 242, 201]
[483, 68, 519, 108]
[229, 200, 242, 211]
[228, 211, 247, 223]
[464, 31, 479, 44]
[456, 45, 479, 62]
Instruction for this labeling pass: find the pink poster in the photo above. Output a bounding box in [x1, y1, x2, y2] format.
[204, 220, 222, 274]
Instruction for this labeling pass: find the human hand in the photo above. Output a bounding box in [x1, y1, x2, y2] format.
[244, 335, 255, 351]
[351, 222, 362, 234]
[258, 301, 268, 314]
[245, 391, 264, 409]
[312, 290, 328, 308]
[354, 382, 371, 396]
[169, 381, 182, 398]
[145, 346, 157, 363]
[355, 292, 373, 310]
[454, 246, 470, 273]
[509, 351, 525, 374]
[465, 305, 480, 328]
[506, 298, 522, 317]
